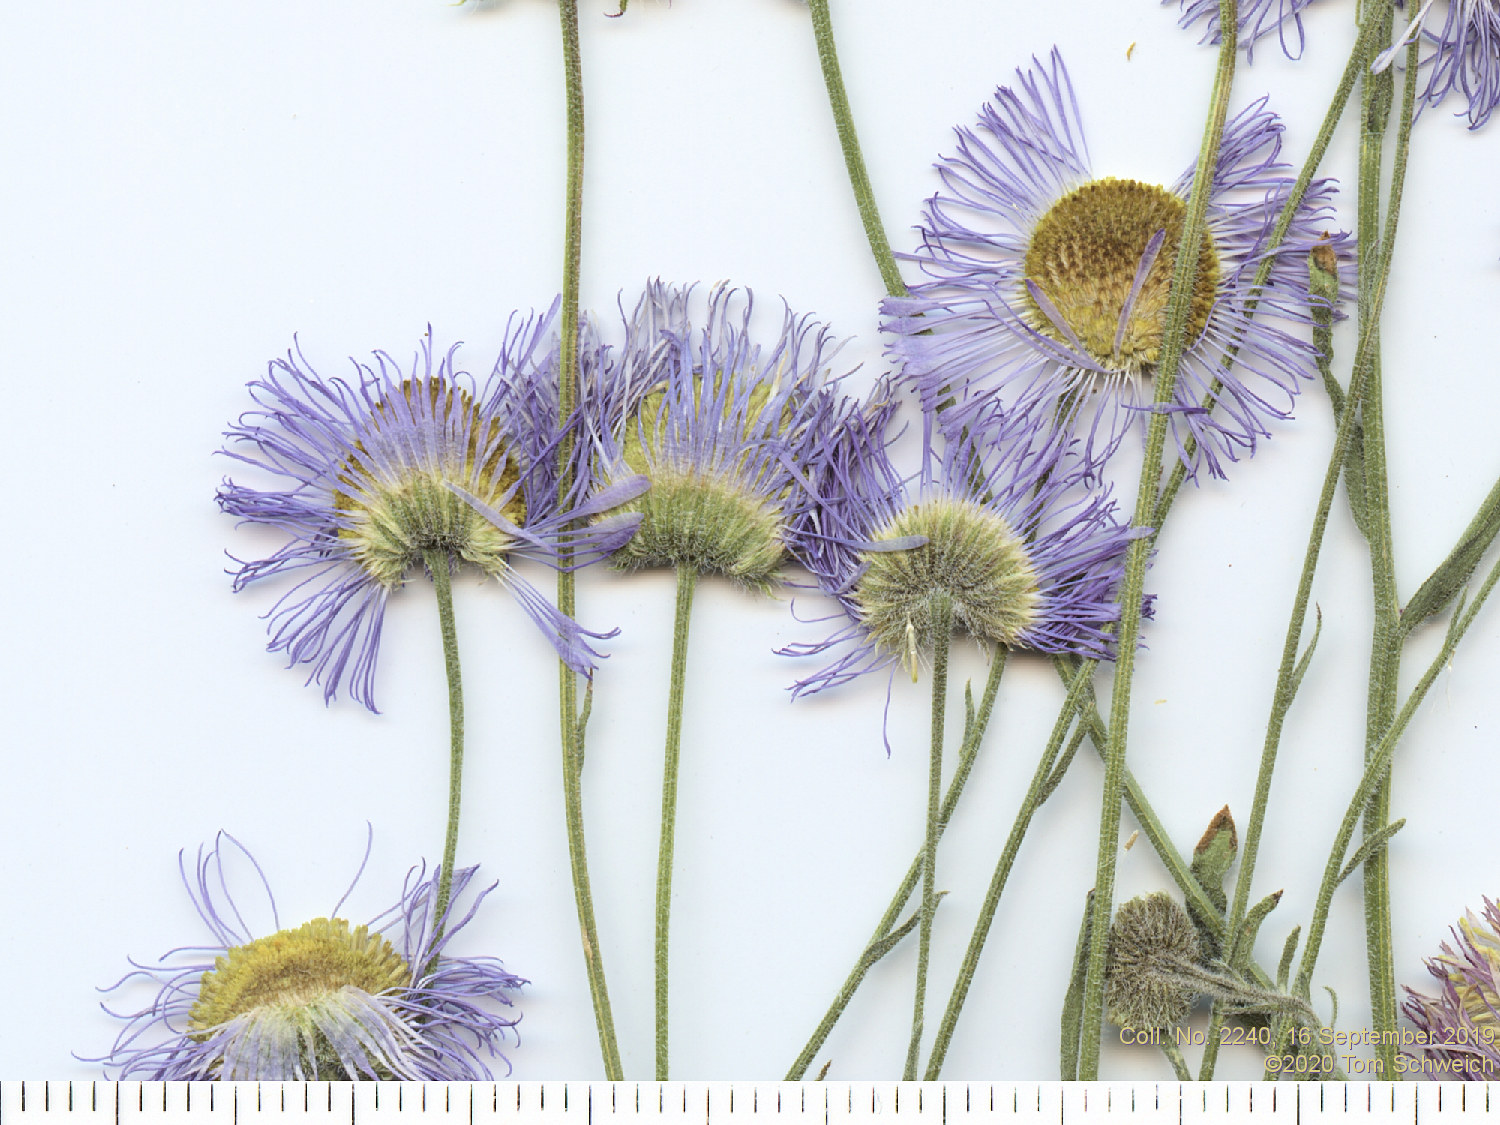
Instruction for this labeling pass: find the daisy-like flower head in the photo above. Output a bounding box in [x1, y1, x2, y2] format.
[1170, 0, 1320, 62]
[584, 281, 851, 591]
[1402, 897, 1500, 1078]
[780, 387, 1146, 701]
[218, 310, 646, 710]
[884, 49, 1350, 481]
[96, 834, 525, 1080]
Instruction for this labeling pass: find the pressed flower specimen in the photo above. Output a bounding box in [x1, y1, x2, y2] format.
[218, 317, 644, 934]
[1402, 898, 1500, 1078]
[783, 389, 1142, 1077]
[218, 316, 641, 711]
[596, 282, 849, 590]
[98, 835, 523, 1080]
[785, 394, 1141, 698]
[1104, 893, 1307, 1074]
[883, 49, 1345, 479]
[577, 281, 848, 1079]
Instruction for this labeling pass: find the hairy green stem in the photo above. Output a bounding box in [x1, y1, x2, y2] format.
[1355, 0, 1407, 1074]
[554, 0, 623, 1080]
[1266, 36, 1421, 1074]
[1059, 659, 1346, 1077]
[904, 596, 954, 1080]
[1152, 9, 1386, 530]
[1289, 554, 1500, 1021]
[655, 564, 698, 1080]
[425, 549, 465, 939]
[784, 651, 1006, 1081]
[1161, 1038, 1193, 1081]
[1195, 215, 1373, 1079]
[924, 658, 1097, 1078]
[1077, 1, 1238, 1078]
[806, 0, 906, 298]
[1198, 13, 1397, 1076]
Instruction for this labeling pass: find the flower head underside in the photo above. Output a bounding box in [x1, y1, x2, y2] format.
[781, 389, 1146, 700]
[218, 315, 645, 709]
[585, 282, 850, 591]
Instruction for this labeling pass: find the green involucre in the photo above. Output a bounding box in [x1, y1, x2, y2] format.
[334, 379, 523, 589]
[613, 379, 788, 587]
[612, 470, 784, 589]
[854, 498, 1041, 669]
[1105, 893, 1201, 1032]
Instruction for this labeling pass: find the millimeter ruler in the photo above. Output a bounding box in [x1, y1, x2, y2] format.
[0, 1083, 1493, 1124]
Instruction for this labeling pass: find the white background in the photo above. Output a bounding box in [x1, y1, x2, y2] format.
[1, 0, 1498, 1083]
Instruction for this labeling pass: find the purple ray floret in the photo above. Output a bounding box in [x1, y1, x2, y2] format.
[1170, 0, 1322, 62]
[883, 49, 1351, 482]
[93, 833, 525, 1080]
[1408, 0, 1500, 129]
[217, 311, 645, 710]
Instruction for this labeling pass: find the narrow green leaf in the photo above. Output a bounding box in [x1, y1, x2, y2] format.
[1037, 722, 1088, 805]
[1446, 588, 1471, 648]
[576, 680, 595, 769]
[859, 893, 945, 969]
[1234, 890, 1284, 970]
[1060, 890, 1095, 1081]
[1278, 926, 1301, 992]
[1401, 473, 1500, 636]
[962, 680, 976, 744]
[1287, 605, 1324, 700]
[1335, 818, 1407, 888]
[1191, 806, 1239, 891]
[1344, 417, 1371, 539]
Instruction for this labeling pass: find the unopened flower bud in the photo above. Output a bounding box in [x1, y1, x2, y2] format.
[1105, 892, 1201, 1031]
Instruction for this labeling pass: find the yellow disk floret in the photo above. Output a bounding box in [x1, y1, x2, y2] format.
[1024, 178, 1219, 375]
[189, 917, 411, 1032]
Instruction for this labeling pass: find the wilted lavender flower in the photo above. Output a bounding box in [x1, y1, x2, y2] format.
[781, 389, 1144, 699]
[1402, 898, 1500, 1079]
[96, 834, 524, 1080]
[884, 50, 1348, 481]
[584, 282, 850, 590]
[1170, 0, 1320, 62]
[218, 313, 645, 710]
